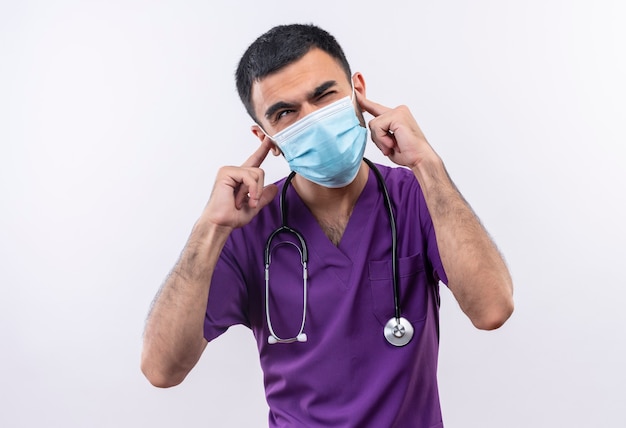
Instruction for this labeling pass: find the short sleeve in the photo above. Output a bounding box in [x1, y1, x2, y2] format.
[203, 236, 250, 342]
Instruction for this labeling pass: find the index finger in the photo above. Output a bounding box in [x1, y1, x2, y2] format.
[242, 138, 272, 168]
[356, 91, 391, 118]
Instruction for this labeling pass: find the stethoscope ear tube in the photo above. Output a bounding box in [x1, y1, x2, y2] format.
[265, 171, 309, 345]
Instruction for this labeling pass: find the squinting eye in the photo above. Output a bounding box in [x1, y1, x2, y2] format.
[276, 110, 294, 121]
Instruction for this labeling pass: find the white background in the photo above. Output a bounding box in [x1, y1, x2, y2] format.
[1, 1, 625, 427]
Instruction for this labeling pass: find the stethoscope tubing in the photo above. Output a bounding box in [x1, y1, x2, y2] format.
[264, 160, 414, 346]
[363, 158, 401, 321]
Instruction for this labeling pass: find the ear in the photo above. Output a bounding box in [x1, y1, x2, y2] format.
[351, 72, 368, 127]
[251, 125, 282, 156]
[352, 72, 366, 99]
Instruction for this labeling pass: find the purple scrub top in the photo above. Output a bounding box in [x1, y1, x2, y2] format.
[205, 163, 447, 428]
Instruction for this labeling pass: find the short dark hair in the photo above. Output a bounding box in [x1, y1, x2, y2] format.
[235, 24, 352, 122]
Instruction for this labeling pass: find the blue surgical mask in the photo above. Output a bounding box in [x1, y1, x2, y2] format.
[263, 90, 367, 188]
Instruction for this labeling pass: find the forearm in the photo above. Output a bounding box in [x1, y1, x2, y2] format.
[412, 156, 514, 329]
[141, 220, 232, 387]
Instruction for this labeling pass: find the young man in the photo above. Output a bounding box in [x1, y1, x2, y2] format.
[142, 24, 514, 427]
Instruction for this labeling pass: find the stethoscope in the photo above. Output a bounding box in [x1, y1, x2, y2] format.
[264, 158, 414, 347]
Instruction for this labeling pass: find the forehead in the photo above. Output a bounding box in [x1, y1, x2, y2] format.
[250, 48, 350, 118]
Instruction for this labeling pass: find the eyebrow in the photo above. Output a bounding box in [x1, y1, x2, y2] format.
[264, 80, 338, 120]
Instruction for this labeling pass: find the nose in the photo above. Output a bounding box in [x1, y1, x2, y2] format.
[299, 102, 318, 119]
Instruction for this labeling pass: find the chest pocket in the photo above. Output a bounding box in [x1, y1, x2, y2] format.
[368, 252, 430, 326]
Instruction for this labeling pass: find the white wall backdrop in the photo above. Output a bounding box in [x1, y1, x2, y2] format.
[1, 1, 625, 427]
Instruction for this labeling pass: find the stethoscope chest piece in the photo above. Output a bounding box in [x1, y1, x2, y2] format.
[384, 317, 414, 347]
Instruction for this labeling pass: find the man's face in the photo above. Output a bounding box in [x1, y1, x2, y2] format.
[251, 48, 362, 137]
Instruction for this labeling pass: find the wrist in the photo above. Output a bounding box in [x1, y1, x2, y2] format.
[188, 216, 233, 251]
[174, 219, 232, 284]
[411, 154, 448, 189]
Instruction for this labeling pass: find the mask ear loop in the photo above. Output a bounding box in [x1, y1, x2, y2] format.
[255, 123, 274, 142]
[253, 125, 284, 162]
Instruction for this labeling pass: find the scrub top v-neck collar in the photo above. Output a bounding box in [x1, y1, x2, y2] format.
[282, 168, 382, 287]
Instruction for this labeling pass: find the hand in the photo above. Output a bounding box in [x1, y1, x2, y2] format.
[202, 139, 278, 230]
[356, 93, 439, 169]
